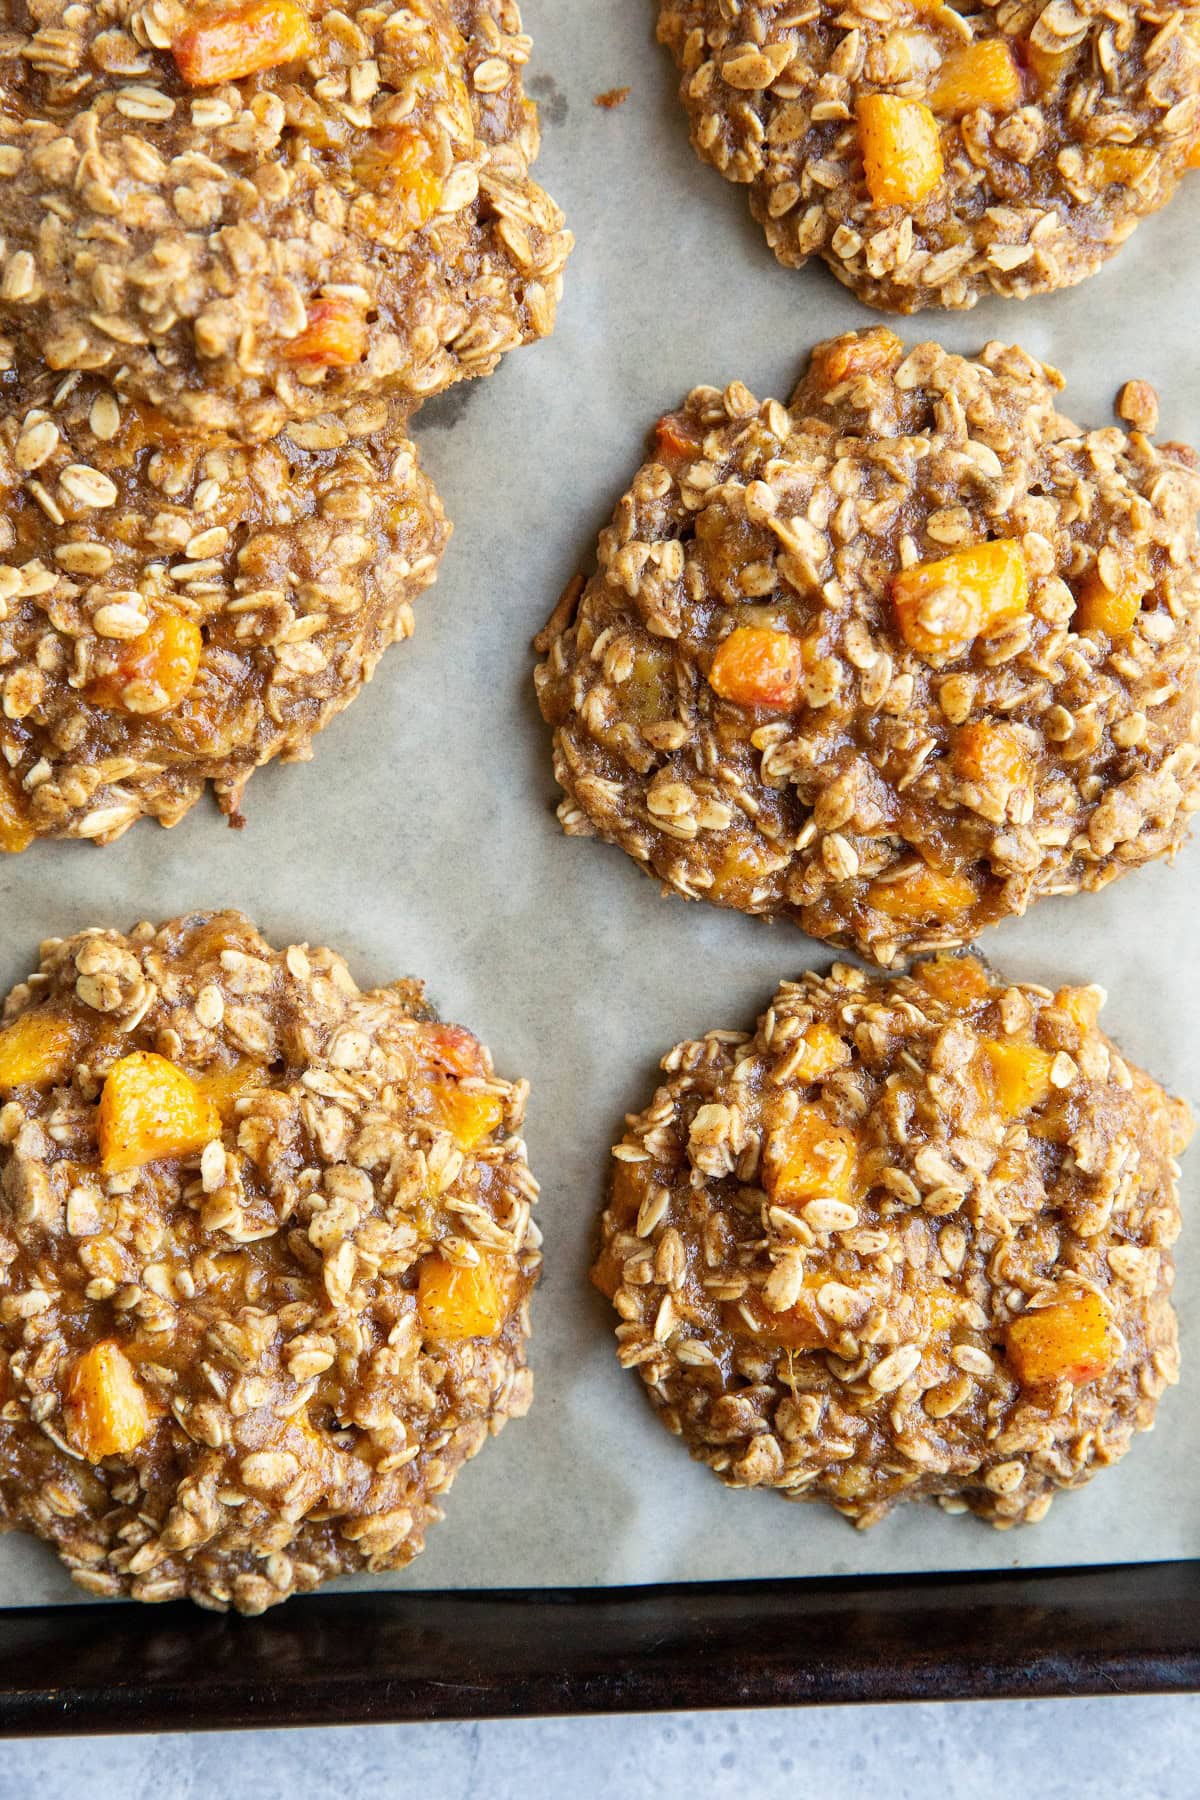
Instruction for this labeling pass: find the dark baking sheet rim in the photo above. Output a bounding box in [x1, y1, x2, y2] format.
[0, 1556, 1194, 1732]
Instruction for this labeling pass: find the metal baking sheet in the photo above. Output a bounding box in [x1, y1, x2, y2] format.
[1, 0, 1198, 1606]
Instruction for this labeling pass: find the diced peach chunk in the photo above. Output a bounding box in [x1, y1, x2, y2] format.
[952, 721, 1032, 790]
[709, 626, 804, 711]
[0, 775, 34, 854]
[418, 1022, 489, 1081]
[0, 1012, 80, 1093]
[733, 1286, 827, 1350]
[430, 1081, 505, 1152]
[978, 1038, 1056, 1118]
[810, 328, 904, 388]
[1006, 1291, 1118, 1388]
[915, 954, 992, 1008]
[1072, 569, 1146, 638]
[64, 1342, 150, 1461]
[283, 296, 368, 368]
[1053, 985, 1101, 1033]
[858, 94, 944, 209]
[932, 40, 1022, 118]
[355, 125, 444, 225]
[763, 1105, 857, 1208]
[868, 862, 977, 923]
[98, 1052, 221, 1175]
[707, 837, 779, 901]
[654, 416, 703, 463]
[892, 540, 1029, 659]
[1023, 38, 1075, 93]
[172, 0, 316, 86]
[192, 1059, 268, 1120]
[793, 1021, 850, 1082]
[417, 1252, 512, 1341]
[88, 614, 203, 716]
[1088, 146, 1155, 190]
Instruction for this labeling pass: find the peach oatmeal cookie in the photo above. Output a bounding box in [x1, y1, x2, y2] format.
[657, 0, 1200, 312]
[0, 911, 540, 1612]
[535, 330, 1200, 964]
[0, 374, 448, 852]
[0, 0, 572, 438]
[592, 955, 1190, 1527]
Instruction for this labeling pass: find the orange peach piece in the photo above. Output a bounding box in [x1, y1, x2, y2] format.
[932, 39, 1023, 117]
[88, 614, 203, 716]
[1072, 570, 1145, 638]
[417, 1252, 511, 1341]
[283, 297, 368, 368]
[355, 125, 444, 225]
[978, 1038, 1056, 1118]
[891, 539, 1029, 659]
[811, 327, 904, 387]
[0, 1012, 80, 1093]
[1006, 1291, 1118, 1388]
[708, 626, 804, 710]
[915, 954, 992, 1008]
[1053, 985, 1102, 1033]
[654, 416, 703, 462]
[430, 1081, 505, 1152]
[952, 721, 1032, 789]
[858, 94, 944, 209]
[763, 1105, 857, 1208]
[1088, 146, 1155, 190]
[172, 0, 316, 86]
[418, 1022, 489, 1080]
[868, 863, 978, 923]
[64, 1342, 150, 1461]
[192, 1059, 268, 1120]
[0, 775, 34, 854]
[793, 1021, 851, 1082]
[98, 1051, 221, 1174]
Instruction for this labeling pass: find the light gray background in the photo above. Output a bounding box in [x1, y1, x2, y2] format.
[3, 0, 1200, 1607]
[3, 0, 1200, 1780]
[0, 1699, 1196, 1798]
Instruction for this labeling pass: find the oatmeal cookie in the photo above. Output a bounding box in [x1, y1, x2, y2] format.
[657, 0, 1200, 311]
[0, 375, 448, 851]
[592, 955, 1190, 1527]
[0, 911, 539, 1612]
[535, 330, 1200, 964]
[0, 0, 572, 438]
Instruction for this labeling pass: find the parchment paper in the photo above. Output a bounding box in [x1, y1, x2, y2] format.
[1, 0, 1198, 1604]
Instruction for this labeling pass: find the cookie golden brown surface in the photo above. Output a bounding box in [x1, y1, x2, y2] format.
[0, 0, 571, 438]
[592, 955, 1189, 1528]
[0, 378, 447, 851]
[536, 331, 1200, 963]
[0, 912, 539, 1611]
[657, 0, 1200, 311]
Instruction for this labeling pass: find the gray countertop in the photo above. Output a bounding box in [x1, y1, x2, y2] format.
[0, 1698, 1196, 1799]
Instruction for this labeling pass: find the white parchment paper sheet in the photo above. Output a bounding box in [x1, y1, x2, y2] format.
[0, 0, 1198, 1604]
